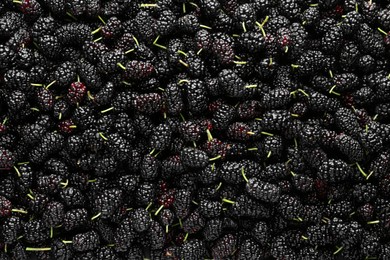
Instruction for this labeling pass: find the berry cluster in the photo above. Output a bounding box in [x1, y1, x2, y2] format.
[1, 0, 390, 259]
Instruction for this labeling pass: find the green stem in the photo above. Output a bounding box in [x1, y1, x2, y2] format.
[222, 198, 235, 204]
[26, 247, 51, 251]
[154, 205, 164, 216]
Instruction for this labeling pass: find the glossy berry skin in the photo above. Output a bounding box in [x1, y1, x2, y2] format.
[36, 88, 54, 112]
[158, 189, 175, 208]
[149, 124, 172, 151]
[24, 219, 50, 243]
[58, 119, 76, 134]
[181, 147, 209, 169]
[0, 148, 15, 170]
[132, 93, 162, 114]
[0, 196, 12, 217]
[130, 208, 151, 233]
[42, 201, 65, 227]
[72, 230, 100, 252]
[63, 208, 89, 231]
[94, 189, 123, 219]
[246, 178, 281, 203]
[67, 82, 87, 104]
[212, 234, 236, 259]
[29, 132, 65, 164]
[125, 60, 155, 80]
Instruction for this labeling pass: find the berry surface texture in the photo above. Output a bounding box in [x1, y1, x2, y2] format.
[1, 0, 390, 259]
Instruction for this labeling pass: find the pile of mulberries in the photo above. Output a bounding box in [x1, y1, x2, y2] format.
[1, 0, 390, 259]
